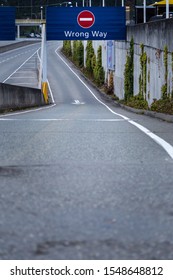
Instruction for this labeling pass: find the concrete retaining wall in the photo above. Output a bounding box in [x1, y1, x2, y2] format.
[0, 83, 45, 111]
[127, 18, 173, 51]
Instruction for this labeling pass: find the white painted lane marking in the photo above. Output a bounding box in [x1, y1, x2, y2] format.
[0, 118, 126, 122]
[0, 45, 40, 63]
[72, 100, 85, 105]
[129, 120, 173, 159]
[8, 77, 36, 79]
[15, 71, 37, 74]
[55, 47, 173, 160]
[2, 50, 39, 83]
[0, 104, 56, 118]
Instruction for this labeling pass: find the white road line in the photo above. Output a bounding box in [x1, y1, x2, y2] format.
[55, 46, 173, 160]
[0, 118, 126, 122]
[15, 71, 36, 73]
[0, 46, 39, 64]
[72, 100, 85, 105]
[0, 43, 40, 56]
[8, 77, 36, 79]
[0, 104, 56, 118]
[2, 50, 39, 83]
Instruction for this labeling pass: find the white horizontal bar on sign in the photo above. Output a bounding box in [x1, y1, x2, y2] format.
[79, 18, 93, 21]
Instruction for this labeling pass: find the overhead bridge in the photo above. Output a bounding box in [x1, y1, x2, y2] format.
[15, 19, 46, 38]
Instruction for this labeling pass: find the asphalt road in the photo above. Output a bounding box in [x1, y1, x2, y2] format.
[0, 42, 40, 88]
[0, 42, 173, 260]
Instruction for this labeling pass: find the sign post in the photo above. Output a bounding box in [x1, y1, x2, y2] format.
[166, 0, 169, 18]
[39, 24, 48, 104]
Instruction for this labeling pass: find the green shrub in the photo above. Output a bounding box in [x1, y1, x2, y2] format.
[161, 45, 168, 99]
[125, 94, 149, 110]
[85, 40, 95, 77]
[139, 44, 147, 99]
[124, 38, 134, 101]
[150, 98, 173, 114]
[77, 41, 84, 68]
[93, 46, 105, 86]
[72, 41, 84, 68]
[62, 41, 72, 58]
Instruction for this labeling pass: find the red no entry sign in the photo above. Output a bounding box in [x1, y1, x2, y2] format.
[77, 10, 95, 29]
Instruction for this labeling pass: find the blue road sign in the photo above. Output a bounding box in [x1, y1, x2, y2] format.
[0, 7, 15, 41]
[46, 7, 126, 41]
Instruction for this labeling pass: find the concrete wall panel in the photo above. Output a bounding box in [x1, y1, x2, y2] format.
[0, 83, 45, 111]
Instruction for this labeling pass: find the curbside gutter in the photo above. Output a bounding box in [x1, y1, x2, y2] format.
[114, 101, 173, 123]
[0, 82, 45, 112]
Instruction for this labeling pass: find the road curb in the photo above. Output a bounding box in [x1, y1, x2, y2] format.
[113, 101, 173, 123]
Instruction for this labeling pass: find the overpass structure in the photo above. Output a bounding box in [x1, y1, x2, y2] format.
[16, 19, 46, 38]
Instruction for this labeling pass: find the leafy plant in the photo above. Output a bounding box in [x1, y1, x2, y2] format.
[125, 94, 149, 110]
[151, 98, 173, 114]
[124, 38, 134, 101]
[93, 46, 105, 86]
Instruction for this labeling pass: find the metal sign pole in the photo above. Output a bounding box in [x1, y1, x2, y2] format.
[39, 24, 48, 103]
[166, 0, 169, 18]
[143, 0, 146, 23]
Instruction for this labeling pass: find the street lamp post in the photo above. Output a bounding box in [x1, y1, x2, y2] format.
[41, 6, 43, 20]
[59, 1, 72, 6]
[31, 0, 33, 19]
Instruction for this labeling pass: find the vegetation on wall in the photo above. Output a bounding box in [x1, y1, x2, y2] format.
[62, 40, 84, 68]
[72, 41, 84, 68]
[93, 46, 105, 87]
[85, 41, 95, 78]
[150, 99, 173, 114]
[139, 43, 147, 99]
[172, 52, 173, 97]
[62, 40, 105, 89]
[123, 38, 148, 109]
[124, 38, 134, 101]
[61, 39, 173, 115]
[161, 45, 168, 99]
[150, 46, 173, 114]
[62, 41, 72, 58]
[84, 41, 105, 87]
